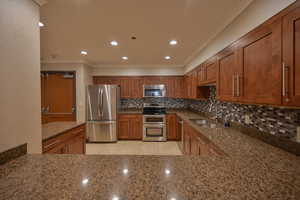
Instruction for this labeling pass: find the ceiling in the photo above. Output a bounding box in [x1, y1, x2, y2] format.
[40, 0, 253, 67]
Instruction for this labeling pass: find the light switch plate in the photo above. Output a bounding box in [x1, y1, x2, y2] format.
[245, 115, 251, 124]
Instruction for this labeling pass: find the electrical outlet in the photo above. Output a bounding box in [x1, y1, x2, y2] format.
[297, 127, 300, 143]
[245, 115, 251, 124]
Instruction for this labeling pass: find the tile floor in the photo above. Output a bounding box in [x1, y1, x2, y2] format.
[86, 141, 183, 155]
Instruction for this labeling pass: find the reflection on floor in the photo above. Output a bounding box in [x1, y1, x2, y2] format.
[86, 141, 183, 155]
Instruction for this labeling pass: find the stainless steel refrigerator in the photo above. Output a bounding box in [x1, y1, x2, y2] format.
[86, 85, 120, 142]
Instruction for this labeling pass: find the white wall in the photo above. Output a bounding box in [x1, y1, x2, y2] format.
[0, 0, 42, 153]
[41, 63, 93, 122]
[92, 65, 184, 76]
[185, 0, 296, 72]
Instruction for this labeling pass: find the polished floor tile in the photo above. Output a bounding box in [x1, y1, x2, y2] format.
[86, 141, 183, 155]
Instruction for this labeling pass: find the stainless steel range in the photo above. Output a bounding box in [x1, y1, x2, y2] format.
[142, 103, 167, 142]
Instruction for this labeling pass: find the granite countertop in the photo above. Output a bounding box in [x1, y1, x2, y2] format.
[0, 153, 299, 200]
[42, 121, 86, 141]
[1, 110, 300, 199]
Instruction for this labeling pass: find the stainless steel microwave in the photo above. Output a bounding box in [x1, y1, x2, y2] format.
[143, 85, 166, 97]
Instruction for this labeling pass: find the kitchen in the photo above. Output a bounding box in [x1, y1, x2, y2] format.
[1, 0, 300, 199]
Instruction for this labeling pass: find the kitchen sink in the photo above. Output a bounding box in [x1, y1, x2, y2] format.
[189, 118, 221, 129]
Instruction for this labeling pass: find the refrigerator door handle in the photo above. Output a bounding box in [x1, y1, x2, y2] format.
[87, 121, 116, 124]
[101, 89, 104, 117]
[97, 88, 102, 118]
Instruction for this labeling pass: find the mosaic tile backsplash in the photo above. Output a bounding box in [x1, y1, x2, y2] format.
[121, 98, 188, 109]
[188, 86, 300, 139]
[121, 86, 300, 139]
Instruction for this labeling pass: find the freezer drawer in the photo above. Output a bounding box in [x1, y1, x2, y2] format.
[87, 121, 117, 142]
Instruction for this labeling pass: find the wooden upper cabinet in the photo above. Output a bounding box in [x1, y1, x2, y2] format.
[120, 79, 131, 98]
[131, 78, 144, 98]
[173, 77, 185, 98]
[237, 18, 282, 105]
[197, 65, 206, 84]
[205, 58, 217, 83]
[217, 46, 240, 102]
[283, 6, 300, 106]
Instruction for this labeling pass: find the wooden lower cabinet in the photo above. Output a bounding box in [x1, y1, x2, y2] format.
[118, 114, 143, 140]
[167, 114, 180, 140]
[43, 124, 86, 154]
[183, 122, 222, 156]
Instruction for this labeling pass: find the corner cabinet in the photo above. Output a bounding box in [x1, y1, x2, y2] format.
[43, 124, 86, 154]
[182, 122, 223, 156]
[282, 6, 300, 107]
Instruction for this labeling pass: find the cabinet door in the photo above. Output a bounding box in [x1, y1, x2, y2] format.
[190, 127, 201, 155]
[174, 77, 184, 98]
[130, 115, 143, 140]
[167, 114, 177, 140]
[217, 47, 240, 102]
[131, 78, 144, 98]
[205, 58, 217, 83]
[197, 66, 205, 85]
[66, 135, 85, 154]
[118, 116, 131, 139]
[120, 79, 131, 98]
[177, 116, 182, 141]
[283, 7, 300, 106]
[166, 78, 175, 98]
[44, 73, 76, 122]
[238, 19, 282, 105]
[191, 71, 198, 99]
[183, 123, 191, 155]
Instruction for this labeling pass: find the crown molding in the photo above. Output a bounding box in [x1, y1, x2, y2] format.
[93, 64, 184, 68]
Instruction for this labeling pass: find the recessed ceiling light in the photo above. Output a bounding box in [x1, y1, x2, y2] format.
[123, 168, 129, 174]
[39, 22, 44, 27]
[110, 40, 118, 46]
[122, 56, 128, 60]
[112, 196, 119, 200]
[165, 169, 171, 175]
[82, 178, 89, 185]
[165, 56, 171, 60]
[169, 40, 177, 45]
[81, 51, 88, 55]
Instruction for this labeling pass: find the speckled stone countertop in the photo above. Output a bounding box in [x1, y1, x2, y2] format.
[42, 121, 86, 141]
[0, 153, 299, 200]
[1, 110, 299, 199]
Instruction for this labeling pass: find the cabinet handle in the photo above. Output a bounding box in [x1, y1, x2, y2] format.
[44, 140, 61, 149]
[282, 63, 289, 97]
[232, 75, 235, 97]
[236, 75, 240, 97]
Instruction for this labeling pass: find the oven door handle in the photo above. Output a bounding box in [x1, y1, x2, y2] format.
[143, 122, 165, 125]
[143, 124, 165, 128]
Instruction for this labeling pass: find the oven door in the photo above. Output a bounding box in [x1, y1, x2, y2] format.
[143, 124, 166, 141]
